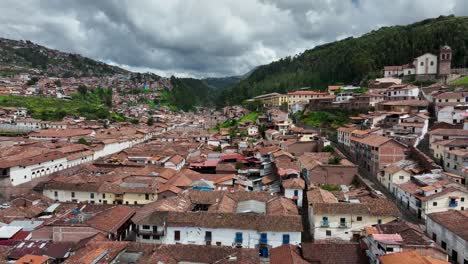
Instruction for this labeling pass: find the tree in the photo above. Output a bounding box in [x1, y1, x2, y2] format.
[78, 85, 88, 95]
[27, 77, 39, 86]
[147, 117, 154, 126]
[131, 119, 139, 124]
[54, 80, 62, 87]
[78, 137, 90, 146]
[323, 145, 334, 153]
[328, 156, 342, 165]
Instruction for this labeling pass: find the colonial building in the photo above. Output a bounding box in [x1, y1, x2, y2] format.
[426, 210, 468, 264]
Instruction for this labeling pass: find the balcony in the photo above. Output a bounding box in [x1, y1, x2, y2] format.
[320, 221, 329, 227]
[449, 201, 458, 208]
[138, 229, 165, 236]
[338, 222, 350, 228]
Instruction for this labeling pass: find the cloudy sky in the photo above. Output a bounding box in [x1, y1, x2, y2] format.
[0, 0, 467, 77]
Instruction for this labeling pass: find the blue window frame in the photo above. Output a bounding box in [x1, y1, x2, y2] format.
[282, 234, 290, 244]
[294, 190, 299, 196]
[260, 233, 267, 244]
[449, 198, 458, 208]
[235, 232, 243, 243]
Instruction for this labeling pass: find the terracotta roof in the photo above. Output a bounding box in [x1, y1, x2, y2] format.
[302, 241, 368, 264]
[282, 178, 305, 190]
[307, 188, 338, 204]
[429, 128, 468, 137]
[427, 210, 468, 241]
[29, 129, 93, 138]
[168, 154, 185, 164]
[138, 211, 302, 232]
[378, 250, 449, 264]
[14, 254, 50, 264]
[85, 206, 135, 234]
[287, 91, 328, 96]
[312, 198, 400, 217]
[270, 244, 310, 264]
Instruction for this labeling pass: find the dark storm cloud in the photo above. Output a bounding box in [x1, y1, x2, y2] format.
[0, 0, 466, 77]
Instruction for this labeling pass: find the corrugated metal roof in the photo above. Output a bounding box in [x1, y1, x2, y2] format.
[236, 200, 266, 214]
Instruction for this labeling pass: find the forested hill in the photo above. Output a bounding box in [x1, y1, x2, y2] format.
[0, 38, 128, 77]
[219, 15, 468, 105]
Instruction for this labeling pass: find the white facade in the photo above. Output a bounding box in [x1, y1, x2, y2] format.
[136, 224, 301, 249]
[247, 126, 258, 136]
[9, 157, 68, 186]
[396, 187, 467, 220]
[336, 92, 354, 102]
[284, 188, 303, 207]
[164, 159, 185, 171]
[414, 53, 438, 75]
[437, 106, 468, 125]
[386, 87, 419, 99]
[310, 209, 396, 241]
[426, 215, 467, 264]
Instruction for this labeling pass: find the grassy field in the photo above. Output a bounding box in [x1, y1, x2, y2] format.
[298, 111, 350, 129]
[239, 111, 260, 123]
[0, 93, 113, 121]
[451, 76, 468, 86]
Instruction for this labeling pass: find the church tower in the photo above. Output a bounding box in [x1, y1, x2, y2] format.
[438, 45, 452, 76]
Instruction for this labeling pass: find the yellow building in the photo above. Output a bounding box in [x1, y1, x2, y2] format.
[253, 93, 287, 107]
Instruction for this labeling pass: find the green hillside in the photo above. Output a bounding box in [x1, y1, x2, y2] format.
[219, 15, 468, 105]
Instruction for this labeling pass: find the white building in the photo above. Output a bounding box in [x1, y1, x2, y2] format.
[132, 192, 302, 258]
[395, 172, 468, 220]
[426, 210, 468, 264]
[247, 125, 258, 136]
[413, 53, 438, 75]
[282, 178, 305, 207]
[307, 188, 400, 241]
[437, 105, 468, 125]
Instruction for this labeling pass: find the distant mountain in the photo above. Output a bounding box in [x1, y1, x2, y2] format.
[219, 15, 468, 105]
[202, 76, 243, 90]
[202, 67, 257, 90]
[0, 37, 128, 77]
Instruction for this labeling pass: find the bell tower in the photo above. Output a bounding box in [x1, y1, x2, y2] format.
[438, 45, 452, 76]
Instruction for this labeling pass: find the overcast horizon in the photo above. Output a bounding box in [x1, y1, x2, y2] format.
[1, 0, 468, 78]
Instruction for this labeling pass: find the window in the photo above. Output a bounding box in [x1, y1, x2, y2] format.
[430, 61, 434, 66]
[432, 233, 437, 242]
[102, 193, 106, 199]
[357, 216, 362, 221]
[54, 191, 58, 197]
[399, 176, 404, 180]
[260, 233, 268, 244]
[205, 231, 212, 241]
[282, 234, 290, 244]
[142, 225, 150, 229]
[433, 202, 437, 206]
[462, 197, 465, 202]
[378, 219, 382, 224]
[326, 230, 332, 236]
[235, 232, 243, 243]
[145, 194, 150, 200]
[134, 201, 138, 205]
[142, 235, 150, 239]
[174, 230, 180, 241]
[90, 193, 94, 199]
[71, 192, 75, 198]
[441, 241, 446, 249]
[420, 61, 424, 66]
[322, 216, 329, 227]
